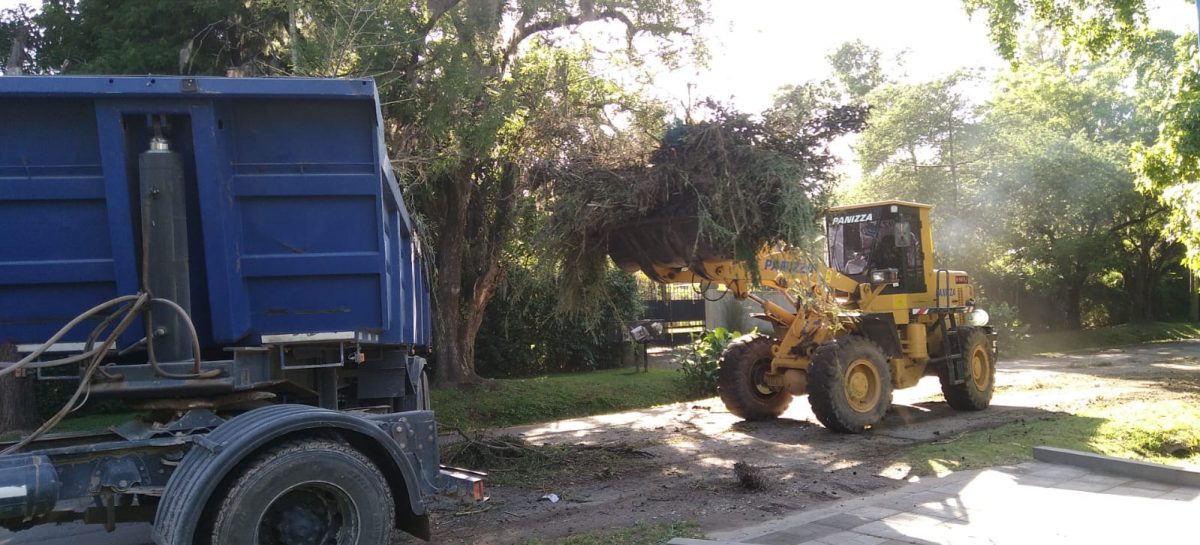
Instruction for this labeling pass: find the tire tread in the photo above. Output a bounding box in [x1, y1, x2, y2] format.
[939, 328, 995, 411]
[807, 335, 893, 433]
[717, 333, 792, 421]
[206, 438, 395, 545]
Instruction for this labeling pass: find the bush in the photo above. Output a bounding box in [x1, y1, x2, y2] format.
[474, 265, 643, 378]
[676, 327, 742, 396]
[984, 300, 1028, 355]
[34, 380, 126, 420]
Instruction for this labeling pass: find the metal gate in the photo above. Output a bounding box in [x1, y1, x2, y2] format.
[637, 275, 706, 345]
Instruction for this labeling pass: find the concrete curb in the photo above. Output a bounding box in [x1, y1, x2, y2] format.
[1033, 446, 1200, 487]
[667, 539, 749, 545]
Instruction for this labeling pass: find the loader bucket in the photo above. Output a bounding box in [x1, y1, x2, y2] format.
[608, 215, 726, 281]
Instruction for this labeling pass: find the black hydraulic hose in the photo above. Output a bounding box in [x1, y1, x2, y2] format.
[0, 295, 143, 378]
[0, 293, 150, 455]
[84, 302, 134, 352]
[84, 302, 135, 381]
[144, 297, 218, 379]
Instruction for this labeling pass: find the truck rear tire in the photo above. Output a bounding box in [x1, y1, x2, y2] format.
[206, 438, 394, 545]
[940, 328, 995, 411]
[807, 336, 893, 433]
[717, 333, 792, 421]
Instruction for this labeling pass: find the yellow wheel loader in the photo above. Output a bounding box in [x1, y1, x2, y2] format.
[610, 200, 997, 433]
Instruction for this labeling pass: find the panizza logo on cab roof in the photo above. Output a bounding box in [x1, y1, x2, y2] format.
[831, 213, 873, 225]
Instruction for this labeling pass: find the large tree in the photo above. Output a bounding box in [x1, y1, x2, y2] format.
[367, 1, 707, 385]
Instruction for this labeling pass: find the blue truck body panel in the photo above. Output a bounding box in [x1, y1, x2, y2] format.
[0, 76, 431, 349]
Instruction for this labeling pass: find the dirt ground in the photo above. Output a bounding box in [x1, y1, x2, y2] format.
[4, 341, 1197, 545]
[423, 340, 1200, 544]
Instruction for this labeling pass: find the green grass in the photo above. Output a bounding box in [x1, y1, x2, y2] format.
[1016, 321, 1200, 356]
[907, 397, 1200, 475]
[0, 411, 138, 442]
[50, 411, 140, 434]
[432, 368, 697, 430]
[525, 520, 703, 545]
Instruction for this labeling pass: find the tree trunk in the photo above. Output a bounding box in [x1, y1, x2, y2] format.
[430, 170, 482, 387]
[426, 161, 517, 387]
[5, 21, 27, 76]
[1063, 278, 1084, 330]
[1127, 250, 1154, 323]
[288, 0, 299, 69]
[0, 343, 40, 435]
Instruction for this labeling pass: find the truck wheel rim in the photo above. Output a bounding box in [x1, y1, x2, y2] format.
[844, 359, 881, 413]
[970, 345, 990, 390]
[257, 481, 359, 545]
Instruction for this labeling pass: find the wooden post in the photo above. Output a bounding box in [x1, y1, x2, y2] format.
[1190, 264, 1198, 322]
[0, 343, 40, 435]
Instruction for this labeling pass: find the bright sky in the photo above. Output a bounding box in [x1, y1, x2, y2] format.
[3, 0, 1195, 103]
[648, 0, 1198, 114]
[657, 0, 1007, 113]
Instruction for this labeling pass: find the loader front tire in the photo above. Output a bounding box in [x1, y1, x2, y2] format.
[717, 333, 792, 421]
[940, 328, 995, 411]
[808, 336, 893, 433]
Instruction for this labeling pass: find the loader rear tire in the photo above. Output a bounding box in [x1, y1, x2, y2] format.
[717, 334, 791, 421]
[940, 328, 995, 411]
[808, 336, 893, 433]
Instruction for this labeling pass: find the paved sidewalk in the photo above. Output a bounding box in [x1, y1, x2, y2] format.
[672, 461, 1200, 545]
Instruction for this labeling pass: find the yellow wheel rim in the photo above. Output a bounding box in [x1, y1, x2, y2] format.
[844, 358, 882, 413]
[751, 358, 775, 396]
[970, 345, 990, 390]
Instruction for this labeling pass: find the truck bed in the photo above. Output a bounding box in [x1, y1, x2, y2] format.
[0, 76, 430, 350]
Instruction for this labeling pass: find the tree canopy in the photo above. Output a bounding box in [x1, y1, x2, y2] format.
[844, 34, 1183, 329]
[963, 0, 1200, 269]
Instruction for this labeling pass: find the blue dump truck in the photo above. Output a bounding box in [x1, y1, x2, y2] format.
[0, 76, 482, 544]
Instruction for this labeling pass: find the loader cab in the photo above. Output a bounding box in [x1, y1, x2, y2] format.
[825, 201, 930, 295]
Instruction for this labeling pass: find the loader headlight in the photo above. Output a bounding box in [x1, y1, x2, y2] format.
[869, 268, 899, 286]
[966, 309, 990, 327]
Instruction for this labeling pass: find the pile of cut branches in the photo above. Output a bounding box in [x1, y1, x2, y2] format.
[441, 429, 655, 487]
[538, 100, 865, 311]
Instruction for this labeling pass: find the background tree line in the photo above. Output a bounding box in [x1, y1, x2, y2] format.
[2, 0, 1198, 393]
[838, 31, 1191, 332]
